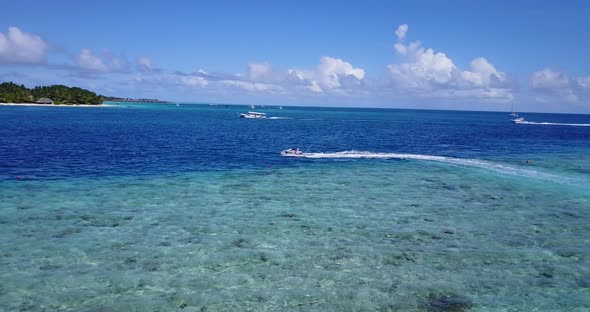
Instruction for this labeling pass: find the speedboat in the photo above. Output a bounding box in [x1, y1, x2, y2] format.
[512, 117, 525, 123]
[240, 111, 267, 119]
[281, 148, 304, 156]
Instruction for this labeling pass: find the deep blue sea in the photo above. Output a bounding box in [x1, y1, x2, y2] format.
[1, 103, 589, 311]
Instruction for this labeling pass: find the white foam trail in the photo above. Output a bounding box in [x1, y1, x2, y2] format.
[282, 150, 572, 183]
[267, 117, 293, 120]
[285, 150, 447, 161]
[517, 121, 590, 127]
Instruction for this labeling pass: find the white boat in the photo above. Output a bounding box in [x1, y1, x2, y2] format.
[240, 111, 267, 119]
[510, 103, 521, 122]
[511, 111, 526, 123]
[512, 117, 525, 123]
[281, 148, 304, 156]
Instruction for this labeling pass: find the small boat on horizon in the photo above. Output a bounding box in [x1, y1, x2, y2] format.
[240, 111, 267, 119]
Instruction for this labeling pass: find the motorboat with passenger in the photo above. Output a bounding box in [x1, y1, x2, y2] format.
[511, 117, 525, 123]
[240, 111, 267, 119]
[281, 148, 304, 156]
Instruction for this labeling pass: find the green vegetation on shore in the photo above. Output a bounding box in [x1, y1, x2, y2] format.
[0, 82, 103, 105]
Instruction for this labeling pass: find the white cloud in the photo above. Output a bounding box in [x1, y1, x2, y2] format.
[222, 80, 283, 92]
[461, 58, 497, 86]
[387, 24, 513, 102]
[0, 27, 48, 64]
[74, 48, 128, 74]
[530, 68, 590, 104]
[530, 68, 569, 89]
[388, 47, 456, 88]
[308, 80, 323, 93]
[213, 57, 364, 95]
[247, 62, 272, 81]
[64, 44, 363, 99]
[286, 69, 305, 81]
[577, 77, 590, 90]
[138, 57, 153, 72]
[395, 24, 408, 41]
[184, 64, 283, 93]
[394, 40, 420, 56]
[128, 70, 210, 92]
[179, 75, 208, 87]
[316, 56, 365, 89]
[283, 69, 323, 92]
[76, 49, 108, 72]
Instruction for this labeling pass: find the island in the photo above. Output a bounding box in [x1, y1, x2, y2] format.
[0, 82, 170, 106]
[0, 82, 104, 105]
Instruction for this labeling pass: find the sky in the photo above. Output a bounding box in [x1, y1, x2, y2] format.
[1, 0, 590, 113]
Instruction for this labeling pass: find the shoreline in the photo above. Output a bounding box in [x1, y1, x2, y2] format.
[0, 103, 113, 107]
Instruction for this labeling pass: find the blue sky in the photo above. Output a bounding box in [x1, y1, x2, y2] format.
[1, 0, 589, 112]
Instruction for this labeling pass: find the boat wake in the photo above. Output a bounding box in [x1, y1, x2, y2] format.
[267, 116, 293, 120]
[282, 150, 576, 183]
[516, 121, 590, 127]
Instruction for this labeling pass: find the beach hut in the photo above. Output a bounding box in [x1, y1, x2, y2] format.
[36, 98, 54, 104]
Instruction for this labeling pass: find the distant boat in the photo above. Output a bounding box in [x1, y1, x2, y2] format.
[279, 106, 283, 110]
[281, 148, 304, 156]
[510, 103, 519, 119]
[176, 103, 180, 107]
[240, 111, 267, 119]
[512, 117, 525, 123]
[249, 104, 255, 109]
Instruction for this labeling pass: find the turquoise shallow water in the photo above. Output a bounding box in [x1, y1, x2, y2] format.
[1, 160, 589, 311]
[1, 104, 590, 311]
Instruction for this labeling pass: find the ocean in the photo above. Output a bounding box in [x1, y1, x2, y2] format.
[1, 103, 589, 311]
